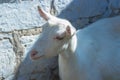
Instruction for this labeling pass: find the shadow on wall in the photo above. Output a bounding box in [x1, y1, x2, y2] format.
[57, 0, 109, 29]
[13, 0, 111, 80]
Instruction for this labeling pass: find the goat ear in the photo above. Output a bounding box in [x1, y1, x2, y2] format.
[66, 25, 75, 37]
[38, 6, 50, 21]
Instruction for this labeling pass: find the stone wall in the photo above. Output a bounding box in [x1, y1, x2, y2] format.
[0, 0, 120, 80]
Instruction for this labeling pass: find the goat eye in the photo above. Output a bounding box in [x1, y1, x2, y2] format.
[54, 36, 64, 40]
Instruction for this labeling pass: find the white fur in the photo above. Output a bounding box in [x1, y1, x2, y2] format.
[59, 16, 120, 80]
[30, 7, 120, 80]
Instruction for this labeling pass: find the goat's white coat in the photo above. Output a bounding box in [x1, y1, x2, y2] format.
[30, 7, 120, 80]
[59, 16, 120, 80]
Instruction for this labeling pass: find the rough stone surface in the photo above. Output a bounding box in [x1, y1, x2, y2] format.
[0, 39, 15, 80]
[0, 0, 120, 80]
[0, 1, 44, 32]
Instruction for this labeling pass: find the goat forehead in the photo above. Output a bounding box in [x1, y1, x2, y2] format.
[42, 19, 69, 34]
[42, 28, 57, 37]
[43, 24, 65, 32]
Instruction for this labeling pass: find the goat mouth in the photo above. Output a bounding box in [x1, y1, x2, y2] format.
[31, 55, 44, 60]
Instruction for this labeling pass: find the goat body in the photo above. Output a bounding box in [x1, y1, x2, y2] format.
[30, 6, 120, 80]
[59, 16, 120, 80]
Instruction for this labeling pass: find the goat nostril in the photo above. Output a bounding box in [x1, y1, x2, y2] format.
[31, 50, 38, 57]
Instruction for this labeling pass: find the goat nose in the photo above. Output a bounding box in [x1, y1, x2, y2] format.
[31, 50, 38, 57]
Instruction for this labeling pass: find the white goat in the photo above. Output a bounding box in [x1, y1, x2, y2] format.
[30, 6, 120, 80]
